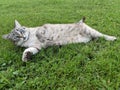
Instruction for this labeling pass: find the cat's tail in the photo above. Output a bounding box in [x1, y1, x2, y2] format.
[78, 17, 86, 23]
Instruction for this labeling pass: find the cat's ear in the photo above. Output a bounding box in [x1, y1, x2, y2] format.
[15, 20, 21, 28]
[2, 34, 9, 39]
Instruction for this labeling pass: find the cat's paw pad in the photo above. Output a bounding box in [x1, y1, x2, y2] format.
[22, 51, 32, 62]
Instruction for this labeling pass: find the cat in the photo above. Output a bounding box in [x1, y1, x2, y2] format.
[2, 18, 117, 62]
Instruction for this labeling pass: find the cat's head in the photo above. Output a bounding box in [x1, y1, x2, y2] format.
[2, 20, 29, 45]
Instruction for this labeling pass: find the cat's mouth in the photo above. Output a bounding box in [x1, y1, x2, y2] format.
[19, 36, 28, 41]
[23, 36, 28, 41]
[23, 32, 30, 41]
[17, 35, 26, 40]
[19, 32, 30, 41]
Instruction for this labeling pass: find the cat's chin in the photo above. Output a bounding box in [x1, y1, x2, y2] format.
[23, 31, 30, 41]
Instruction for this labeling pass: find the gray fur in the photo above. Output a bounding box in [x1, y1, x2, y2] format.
[2, 18, 117, 62]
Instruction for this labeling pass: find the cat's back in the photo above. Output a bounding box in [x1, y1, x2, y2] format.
[36, 23, 82, 39]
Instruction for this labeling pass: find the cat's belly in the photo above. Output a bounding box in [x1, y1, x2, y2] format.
[53, 34, 91, 45]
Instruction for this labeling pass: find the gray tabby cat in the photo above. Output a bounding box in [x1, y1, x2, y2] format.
[2, 18, 116, 62]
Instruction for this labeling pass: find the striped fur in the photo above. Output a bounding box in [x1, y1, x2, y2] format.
[2, 18, 116, 62]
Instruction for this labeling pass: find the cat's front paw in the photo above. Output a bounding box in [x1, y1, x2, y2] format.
[22, 51, 32, 62]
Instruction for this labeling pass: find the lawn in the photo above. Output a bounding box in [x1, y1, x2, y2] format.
[0, 0, 120, 89]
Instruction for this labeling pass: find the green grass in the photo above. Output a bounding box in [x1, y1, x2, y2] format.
[0, 0, 120, 89]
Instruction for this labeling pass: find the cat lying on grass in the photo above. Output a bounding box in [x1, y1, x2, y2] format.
[2, 18, 117, 62]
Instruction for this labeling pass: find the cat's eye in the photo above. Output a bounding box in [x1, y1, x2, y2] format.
[16, 36, 20, 38]
[13, 37, 17, 40]
[20, 30, 25, 33]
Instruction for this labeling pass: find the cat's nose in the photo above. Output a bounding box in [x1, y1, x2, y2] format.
[19, 36, 23, 38]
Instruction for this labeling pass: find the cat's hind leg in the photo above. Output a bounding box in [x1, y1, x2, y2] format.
[82, 24, 117, 41]
[90, 29, 116, 41]
[102, 34, 117, 41]
[90, 30, 116, 41]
